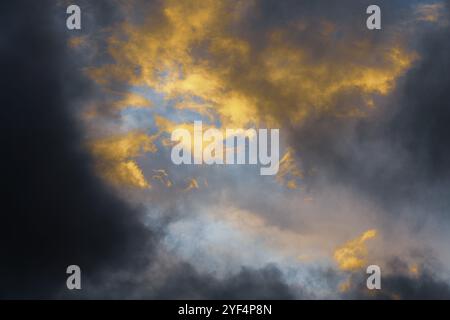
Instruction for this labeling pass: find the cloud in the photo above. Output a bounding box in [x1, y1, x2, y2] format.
[276, 148, 303, 189]
[90, 131, 158, 188]
[0, 0, 299, 299]
[85, 0, 408, 129]
[341, 256, 450, 299]
[77, 0, 450, 299]
[334, 229, 377, 272]
[154, 264, 299, 299]
[0, 0, 154, 298]
[4, 0, 450, 300]
[286, 1, 450, 214]
[415, 2, 447, 23]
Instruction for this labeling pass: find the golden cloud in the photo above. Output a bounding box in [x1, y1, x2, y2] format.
[334, 229, 377, 272]
[276, 148, 303, 189]
[81, 0, 417, 188]
[90, 132, 157, 188]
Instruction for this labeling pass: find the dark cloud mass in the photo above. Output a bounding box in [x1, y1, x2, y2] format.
[0, 0, 153, 298]
[154, 264, 298, 299]
[342, 257, 450, 299]
[291, 1, 450, 213]
[285, 1, 450, 299]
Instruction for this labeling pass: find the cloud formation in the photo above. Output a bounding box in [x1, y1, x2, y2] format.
[2, 0, 450, 299]
[0, 0, 297, 299]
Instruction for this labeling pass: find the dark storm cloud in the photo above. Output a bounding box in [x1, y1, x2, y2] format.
[70, 261, 302, 299]
[154, 264, 299, 300]
[281, 1, 450, 299]
[375, 273, 450, 299]
[390, 18, 450, 184]
[238, 0, 410, 39]
[0, 0, 154, 299]
[232, 0, 415, 72]
[342, 257, 450, 299]
[289, 1, 450, 214]
[0, 0, 295, 299]
[376, 257, 450, 300]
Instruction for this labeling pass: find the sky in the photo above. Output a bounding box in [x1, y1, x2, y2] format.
[2, 0, 450, 299]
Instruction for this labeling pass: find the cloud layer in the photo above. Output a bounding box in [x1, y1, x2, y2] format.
[2, 0, 450, 299]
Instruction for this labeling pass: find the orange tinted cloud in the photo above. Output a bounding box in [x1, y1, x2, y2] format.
[334, 229, 377, 272]
[90, 132, 157, 188]
[81, 0, 416, 189]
